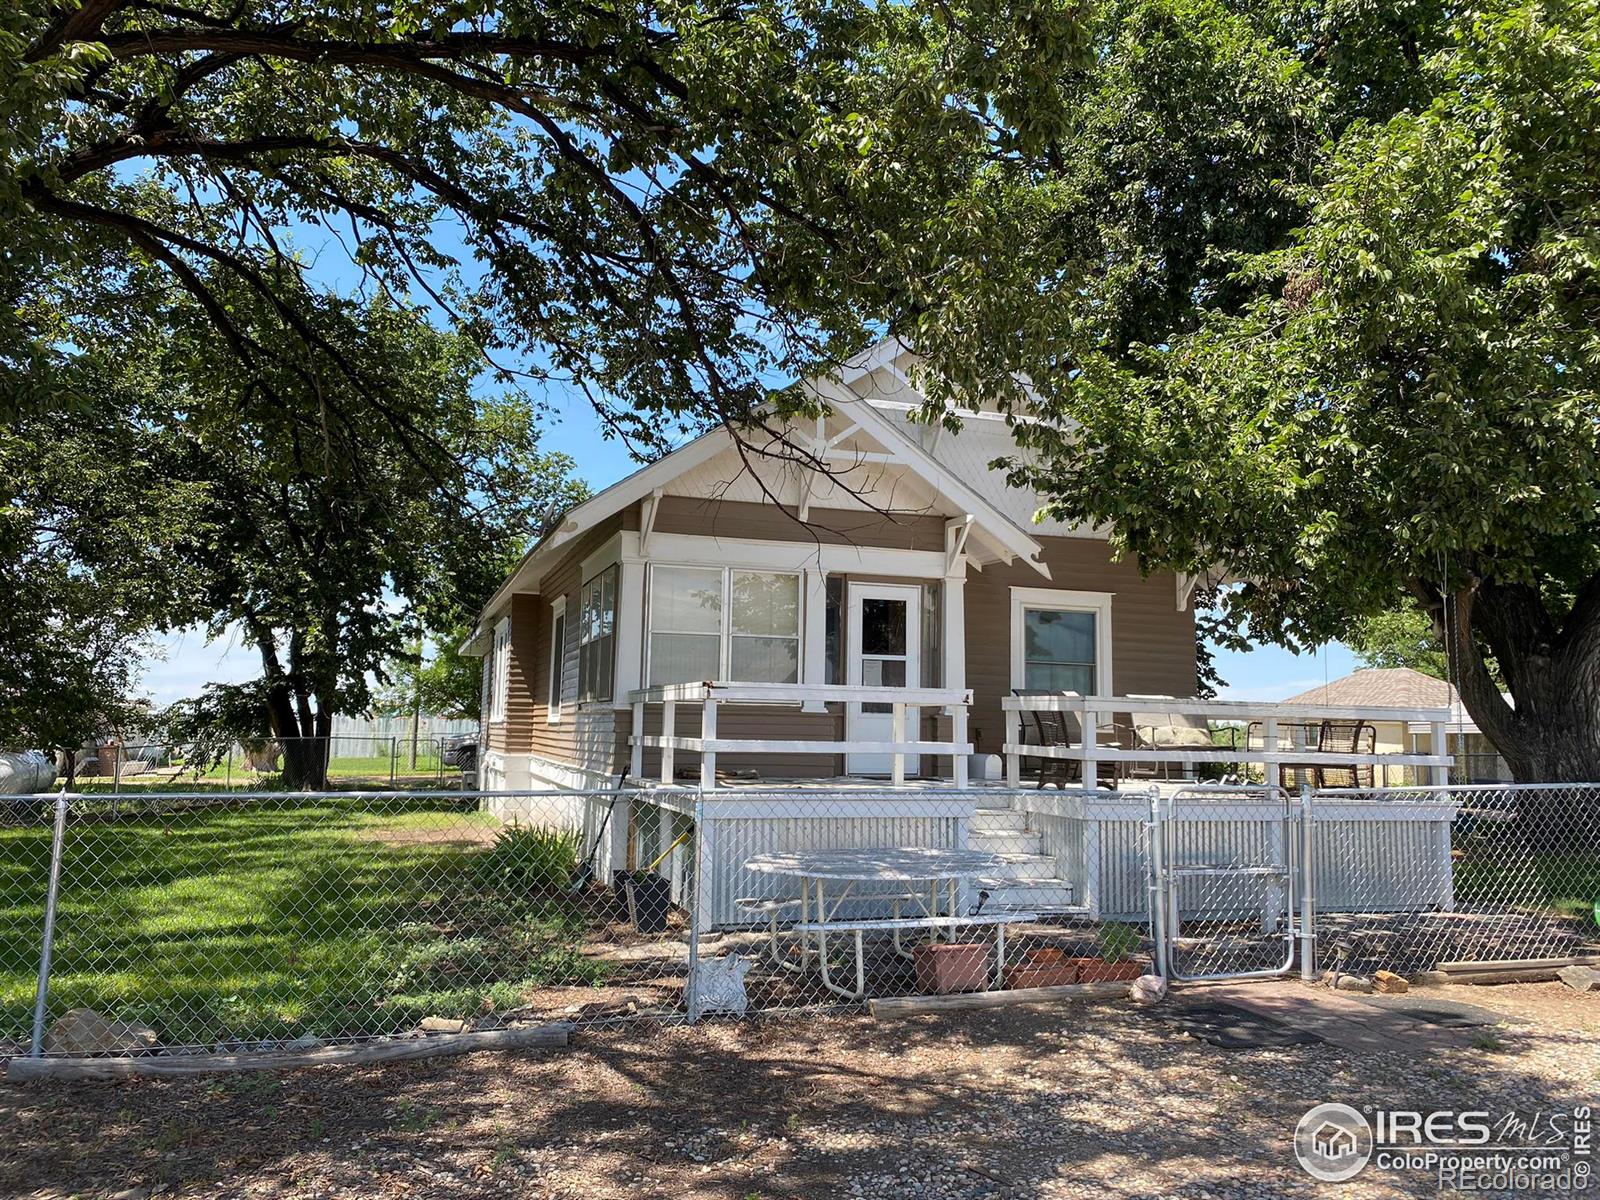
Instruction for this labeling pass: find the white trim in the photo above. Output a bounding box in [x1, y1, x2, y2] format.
[639, 489, 663, 555]
[1008, 587, 1114, 696]
[613, 533, 647, 708]
[640, 531, 950, 578]
[580, 531, 623, 581]
[546, 597, 567, 725]
[489, 616, 512, 724]
[845, 582, 923, 776]
[809, 376, 1050, 576]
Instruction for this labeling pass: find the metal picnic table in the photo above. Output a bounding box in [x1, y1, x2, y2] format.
[742, 847, 1030, 999]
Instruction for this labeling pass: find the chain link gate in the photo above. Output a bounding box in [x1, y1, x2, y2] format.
[1147, 785, 1311, 982]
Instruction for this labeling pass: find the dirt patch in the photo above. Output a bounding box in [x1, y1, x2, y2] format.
[1, 982, 1593, 1199]
[358, 824, 499, 849]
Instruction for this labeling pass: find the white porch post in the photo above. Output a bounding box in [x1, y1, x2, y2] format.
[701, 696, 719, 790]
[629, 699, 645, 780]
[1006, 705, 1021, 787]
[1430, 720, 1450, 787]
[802, 568, 827, 713]
[660, 700, 676, 785]
[943, 574, 966, 785]
[1082, 706, 1099, 789]
[615, 536, 646, 707]
[891, 702, 906, 786]
[952, 703, 969, 788]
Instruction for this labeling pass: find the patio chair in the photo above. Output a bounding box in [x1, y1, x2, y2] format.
[1012, 690, 1116, 789]
[1246, 719, 1377, 789]
[1314, 720, 1377, 790]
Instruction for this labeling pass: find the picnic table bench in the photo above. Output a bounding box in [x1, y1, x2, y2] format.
[742, 847, 1029, 1000]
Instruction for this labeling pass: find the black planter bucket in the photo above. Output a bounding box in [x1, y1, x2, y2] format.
[624, 871, 672, 934]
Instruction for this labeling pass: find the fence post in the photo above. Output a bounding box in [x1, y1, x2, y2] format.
[390, 736, 398, 787]
[685, 791, 705, 1023]
[1146, 791, 1169, 980]
[1299, 784, 1317, 982]
[30, 794, 70, 1058]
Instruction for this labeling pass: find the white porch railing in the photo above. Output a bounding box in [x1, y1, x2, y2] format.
[1001, 693, 1456, 788]
[628, 682, 974, 788]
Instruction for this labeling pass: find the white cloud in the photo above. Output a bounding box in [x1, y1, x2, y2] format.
[137, 626, 260, 703]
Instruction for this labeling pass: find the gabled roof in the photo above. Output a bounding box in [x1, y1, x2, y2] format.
[466, 346, 1052, 646]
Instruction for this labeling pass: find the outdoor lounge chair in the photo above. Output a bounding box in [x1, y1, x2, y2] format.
[1127, 708, 1220, 780]
[1247, 719, 1377, 790]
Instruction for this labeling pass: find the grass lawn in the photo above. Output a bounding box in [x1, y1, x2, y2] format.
[0, 799, 606, 1049]
[1456, 850, 1600, 923]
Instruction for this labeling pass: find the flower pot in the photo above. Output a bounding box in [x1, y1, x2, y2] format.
[1002, 947, 1079, 990]
[1074, 958, 1147, 983]
[914, 941, 991, 994]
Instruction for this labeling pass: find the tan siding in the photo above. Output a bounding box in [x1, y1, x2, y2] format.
[964, 538, 1196, 756]
[484, 593, 541, 755]
[521, 518, 627, 771]
[654, 496, 946, 551]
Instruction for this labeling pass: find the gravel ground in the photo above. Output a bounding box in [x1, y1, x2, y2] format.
[1, 982, 1595, 1200]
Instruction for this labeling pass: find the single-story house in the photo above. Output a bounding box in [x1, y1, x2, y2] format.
[464, 337, 1200, 794]
[460, 341, 1456, 930]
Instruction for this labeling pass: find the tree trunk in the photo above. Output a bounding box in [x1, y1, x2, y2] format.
[1430, 574, 1600, 848]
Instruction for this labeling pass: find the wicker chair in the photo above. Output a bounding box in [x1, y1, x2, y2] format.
[1315, 720, 1378, 789]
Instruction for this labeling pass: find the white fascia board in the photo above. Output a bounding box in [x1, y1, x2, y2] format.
[473, 424, 736, 629]
[811, 376, 1051, 577]
[838, 335, 916, 384]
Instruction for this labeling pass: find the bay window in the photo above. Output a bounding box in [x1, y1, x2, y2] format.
[648, 565, 801, 685]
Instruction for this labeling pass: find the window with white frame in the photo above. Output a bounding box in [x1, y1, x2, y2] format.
[647, 565, 800, 685]
[488, 616, 511, 721]
[577, 565, 617, 702]
[546, 598, 567, 723]
[1010, 589, 1111, 695]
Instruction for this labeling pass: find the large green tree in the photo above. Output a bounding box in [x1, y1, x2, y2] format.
[2, 0, 1086, 458]
[119, 285, 583, 785]
[900, 0, 1598, 782]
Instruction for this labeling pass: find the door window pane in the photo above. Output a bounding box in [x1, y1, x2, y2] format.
[860, 598, 907, 656]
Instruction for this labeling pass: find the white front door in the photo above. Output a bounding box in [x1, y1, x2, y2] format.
[846, 583, 922, 776]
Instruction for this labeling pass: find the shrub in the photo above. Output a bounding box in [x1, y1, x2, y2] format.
[476, 823, 579, 891]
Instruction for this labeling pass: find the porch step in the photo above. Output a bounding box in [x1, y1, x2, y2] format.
[979, 879, 1086, 914]
[988, 851, 1060, 880]
[970, 806, 1026, 833]
[968, 827, 1045, 856]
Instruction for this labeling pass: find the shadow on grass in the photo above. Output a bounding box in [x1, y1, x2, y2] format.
[0, 800, 613, 1046]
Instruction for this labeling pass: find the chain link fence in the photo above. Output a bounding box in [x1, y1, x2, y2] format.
[60, 735, 479, 793]
[1, 781, 1595, 1064]
[1310, 783, 1600, 980]
[2, 789, 695, 1058]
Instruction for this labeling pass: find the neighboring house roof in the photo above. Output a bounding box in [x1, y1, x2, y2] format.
[1284, 667, 1510, 735]
[1284, 667, 1458, 710]
[465, 339, 1056, 646]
